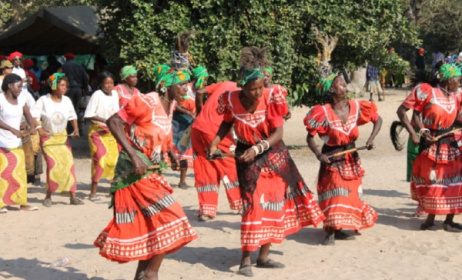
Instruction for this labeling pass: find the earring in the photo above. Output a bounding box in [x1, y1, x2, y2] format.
[160, 86, 167, 94]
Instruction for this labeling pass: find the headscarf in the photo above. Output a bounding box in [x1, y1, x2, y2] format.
[48, 73, 66, 91]
[436, 63, 462, 81]
[418, 48, 424, 55]
[120, 65, 137, 80]
[316, 73, 338, 95]
[8, 51, 22, 61]
[153, 64, 172, 88]
[22, 59, 34, 68]
[263, 67, 273, 76]
[237, 68, 265, 87]
[1, 73, 22, 92]
[192, 65, 209, 89]
[64, 53, 75, 60]
[162, 69, 190, 87]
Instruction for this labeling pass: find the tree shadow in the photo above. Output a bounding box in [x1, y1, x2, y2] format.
[285, 227, 327, 246]
[64, 243, 95, 250]
[0, 257, 105, 280]
[363, 189, 409, 198]
[373, 206, 422, 231]
[166, 246, 283, 274]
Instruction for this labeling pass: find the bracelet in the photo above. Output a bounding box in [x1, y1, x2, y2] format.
[251, 145, 260, 156]
[260, 140, 270, 151]
[258, 144, 265, 154]
[419, 128, 429, 135]
[35, 125, 42, 129]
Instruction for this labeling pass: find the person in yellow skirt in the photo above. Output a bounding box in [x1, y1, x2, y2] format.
[84, 71, 120, 201]
[31, 73, 84, 207]
[0, 73, 39, 213]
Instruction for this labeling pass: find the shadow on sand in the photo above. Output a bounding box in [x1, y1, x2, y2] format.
[0, 257, 105, 280]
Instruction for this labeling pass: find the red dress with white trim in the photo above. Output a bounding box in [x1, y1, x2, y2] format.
[304, 100, 379, 231]
[94, 92, 197, 263]
[218, 88, 325, 251]
[191, 82, 242, 217]
[402, 83, 462, 216]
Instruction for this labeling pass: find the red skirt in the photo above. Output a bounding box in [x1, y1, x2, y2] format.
[411, 153, 462, 215]
[94, 172, 197, 263]
[191, 128, 242, 217]
[241, 169, 325, 251]
[317, 166, 377, 231]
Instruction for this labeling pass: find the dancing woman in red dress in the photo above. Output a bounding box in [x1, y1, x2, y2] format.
[397, 64, 462, 232]
[94, 68, 197, 280]
[209, 47, 325, 277]
[304, 74, 382, 245]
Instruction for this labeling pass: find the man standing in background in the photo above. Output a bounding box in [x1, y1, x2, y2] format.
[62, 53, 88, 134]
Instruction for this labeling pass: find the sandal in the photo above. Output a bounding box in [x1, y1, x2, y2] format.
[178, 182, 191, 190]
[88, 195, 101, 202]
[322, 234, 335, 246]
[443, 222, 462, 233]
[20, 205, 39, 211]
[70, 197, 84, 205]
[255, 259, 285, 269]
[0, 208, 8, 214]
[43, 198, 52, 207]
[198, 215, 214, 222]
[334, 230, 356, 240]
[238, 264, 253, 277]
[420, 222, 439, 231]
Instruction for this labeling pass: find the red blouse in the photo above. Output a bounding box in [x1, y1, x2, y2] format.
[304, 100, 379, 146]
[118, 92, 176, 163]
[217, 87, 288, 145]
[115, 84, 140, 109]
[403, 83, 460, 130]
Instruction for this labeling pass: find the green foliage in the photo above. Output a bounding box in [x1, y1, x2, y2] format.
[95, 0, 418, 106]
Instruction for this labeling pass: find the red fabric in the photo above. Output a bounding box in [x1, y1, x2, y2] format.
[118, 92, 175, 158]
[94, 172, 197, 262]
[304, 100, 378, 144]
[114, 84, 140, 109]
[191, 127, 242, 217]
[0, 55, 6, 61]
[217, 87, 288, 145]
[8, 51, 22, 61]
[217, 87, 324, 251]
[304, 100, 379, 231]
[192, 81, 239, 134]
[22, 59, 34, 68]
[64, 53, 75, 60]
[25, 70, 39, 91]
[95, 91, 197, 263]
[403, 84, 462, 215]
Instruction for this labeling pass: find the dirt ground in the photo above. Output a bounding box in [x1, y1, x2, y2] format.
[1, 88, 462, 280]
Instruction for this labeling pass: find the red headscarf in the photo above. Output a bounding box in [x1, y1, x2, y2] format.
[64, 53, 75, 60]
[0, 55, 6, 61]
[23, 59, 34, 68]
[8, 51, 23, 61]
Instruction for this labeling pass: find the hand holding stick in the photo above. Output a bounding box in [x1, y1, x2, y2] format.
[327, 145, 371, 159]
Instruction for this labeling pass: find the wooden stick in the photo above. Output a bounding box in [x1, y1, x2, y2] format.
[327, 145, 370, 159]
[147, 163, 171, 170]
[431, 128, 462, 141]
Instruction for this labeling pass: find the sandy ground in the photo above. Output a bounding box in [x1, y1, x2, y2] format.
[2, 88, 462, 280]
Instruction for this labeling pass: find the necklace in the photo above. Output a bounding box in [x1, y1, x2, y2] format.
[437, 85, 452, 96]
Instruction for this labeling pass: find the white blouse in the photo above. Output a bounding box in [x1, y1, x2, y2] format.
[84, 89, 119, 126]
[0, 93, 26, 148]
[31, 94, 77, 133]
